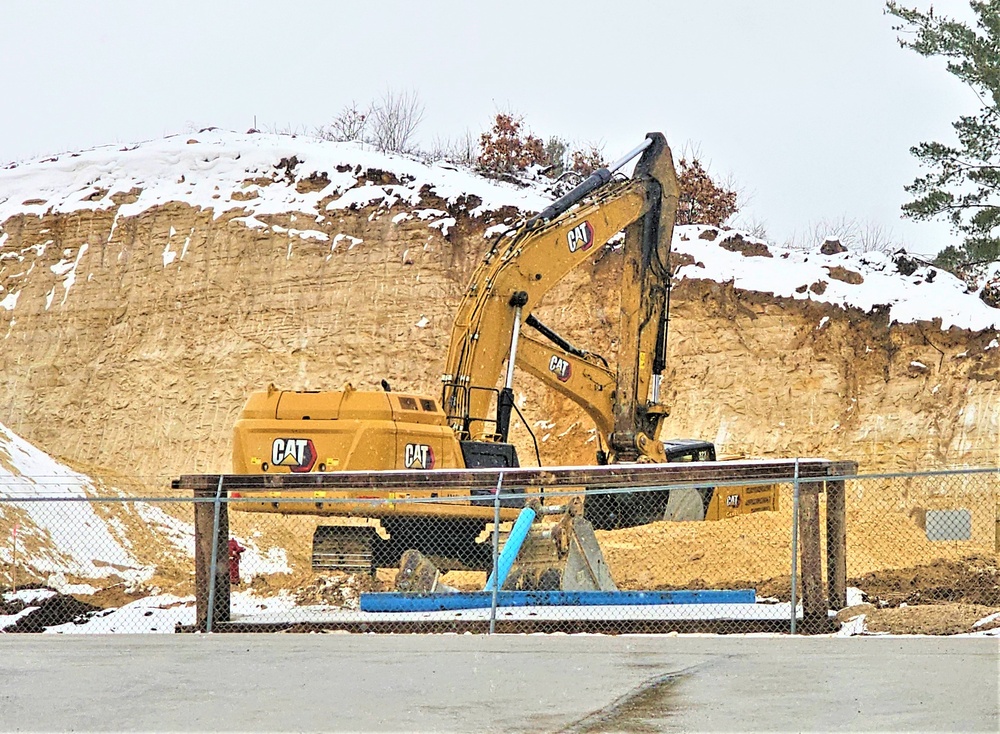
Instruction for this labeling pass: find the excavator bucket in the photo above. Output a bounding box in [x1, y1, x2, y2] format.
[394, 548, 458, 593]
[393, 507, 617, 593]
[504, 516, 617, 592]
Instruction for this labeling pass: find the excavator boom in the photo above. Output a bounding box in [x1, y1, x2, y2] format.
[441, 133, 679, 460]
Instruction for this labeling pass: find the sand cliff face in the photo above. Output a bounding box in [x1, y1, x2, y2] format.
[1, 139, 997, 487]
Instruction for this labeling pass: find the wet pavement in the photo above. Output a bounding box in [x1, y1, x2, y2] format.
[0, 635, 996, 731]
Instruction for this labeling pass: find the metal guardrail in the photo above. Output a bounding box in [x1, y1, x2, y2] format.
[3, 464, 998, 636]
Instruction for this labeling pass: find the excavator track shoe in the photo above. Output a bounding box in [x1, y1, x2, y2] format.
[312, 525, 375, 575]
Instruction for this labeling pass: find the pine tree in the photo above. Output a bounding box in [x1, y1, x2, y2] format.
[887, 1, 1000, 273]
[543, 137, 567, 178]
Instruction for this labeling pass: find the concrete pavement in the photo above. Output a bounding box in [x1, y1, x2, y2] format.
[0, 635, 996, 731]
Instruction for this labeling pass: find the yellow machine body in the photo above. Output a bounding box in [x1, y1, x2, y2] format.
[232, 384, 523, 522]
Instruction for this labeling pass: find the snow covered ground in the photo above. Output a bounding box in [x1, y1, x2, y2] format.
[0, 130, 549, 230]
[0, 422, 147, 583]
[0, 422, 291, 624]
[672, 226, 998, 332]
[1, 129, 996, 333]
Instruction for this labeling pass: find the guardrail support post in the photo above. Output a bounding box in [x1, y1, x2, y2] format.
[798, 481, 827, 633]
[826, 477, 847, 610]
[195, 477, 230, 630]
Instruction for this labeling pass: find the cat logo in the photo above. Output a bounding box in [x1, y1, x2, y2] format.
[566, 221, 594, 253]
[548, 355, 572, 382]
[726, 493, 741, 508]
[404, 443, 435, 470]
[271, 438, 317, 473]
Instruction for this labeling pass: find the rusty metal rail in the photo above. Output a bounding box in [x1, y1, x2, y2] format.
[173, 458, 857, 493]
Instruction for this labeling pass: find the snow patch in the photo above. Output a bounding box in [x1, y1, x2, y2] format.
[44, 243, 88, 306]
[0, 422, 150, 582]
[973, 611, 1000, 629]
[846, 587, 865, 606]
[484, 223, 512, 239]
[673, 225, 1000, 332]
[836, 613, 868, 637]
[0, 290, 19, 311]
[162, 240, 177, 266]
[332, 233, 363, 251]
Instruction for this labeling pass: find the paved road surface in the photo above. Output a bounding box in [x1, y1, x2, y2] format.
[0, 635, 996, 731]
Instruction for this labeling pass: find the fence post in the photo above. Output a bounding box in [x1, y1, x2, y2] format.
[195, 476, 230, 631]
[798, 479, 826, 633]
[826, 475, 848, 610]
[790, 459, 800, 634]
[995, 503, 1000, 554]
[489, 471, 503, 635]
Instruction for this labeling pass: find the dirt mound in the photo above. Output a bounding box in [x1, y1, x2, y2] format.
[864, 604, 1000, 635]
[644, 554, 1000, 608]
[2, 588, 101, 632]
[849, 554, 1000, 607]
[294, 573, 390, 608]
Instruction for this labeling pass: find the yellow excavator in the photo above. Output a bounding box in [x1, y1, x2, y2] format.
[230, 133, 776, 572]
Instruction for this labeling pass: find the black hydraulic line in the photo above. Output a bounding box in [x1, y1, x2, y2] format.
[524, 314, 587, 359]
[510, 400, 542, 468]
[496, 387, 515, 442]
[525, 168, 613, 228]
[524, 137, 654, 228]
[655, 253, 672, 375]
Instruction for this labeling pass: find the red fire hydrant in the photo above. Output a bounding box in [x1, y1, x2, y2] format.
[228, 538, 246, 585]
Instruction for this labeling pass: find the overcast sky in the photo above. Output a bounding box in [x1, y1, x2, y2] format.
[1, 1, 978, 256]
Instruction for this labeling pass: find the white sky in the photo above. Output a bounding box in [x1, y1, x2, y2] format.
[0, 1, 978, 256]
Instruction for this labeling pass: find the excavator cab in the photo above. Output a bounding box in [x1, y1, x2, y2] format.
[661, 439, 716, 462]
[585, 439, 779, 529]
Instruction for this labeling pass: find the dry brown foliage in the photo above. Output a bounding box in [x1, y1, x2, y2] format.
[570, 145, 607, 177]
[677, 158, 738, 226]
[478, 113, 546, 174]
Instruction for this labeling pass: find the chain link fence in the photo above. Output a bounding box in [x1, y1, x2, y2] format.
[1, 467, 998, 635]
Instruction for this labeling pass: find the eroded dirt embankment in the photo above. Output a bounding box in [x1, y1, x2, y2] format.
[0, 193, 997, 486]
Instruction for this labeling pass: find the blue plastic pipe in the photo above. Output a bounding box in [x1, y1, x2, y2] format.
[484, 506, 536, 592]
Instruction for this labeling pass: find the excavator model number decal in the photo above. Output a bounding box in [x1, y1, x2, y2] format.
[271, 438, 317, 473]
[404, 443, 435, 470]
[548, 355, 572, 382]
[566, 221, 594, 253]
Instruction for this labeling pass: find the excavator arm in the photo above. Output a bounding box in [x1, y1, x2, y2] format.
[441, 179, 648, 438]
[440, 133, 679, 462]
[611, 134, 680, 460]
[514, 329, 616, 442]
